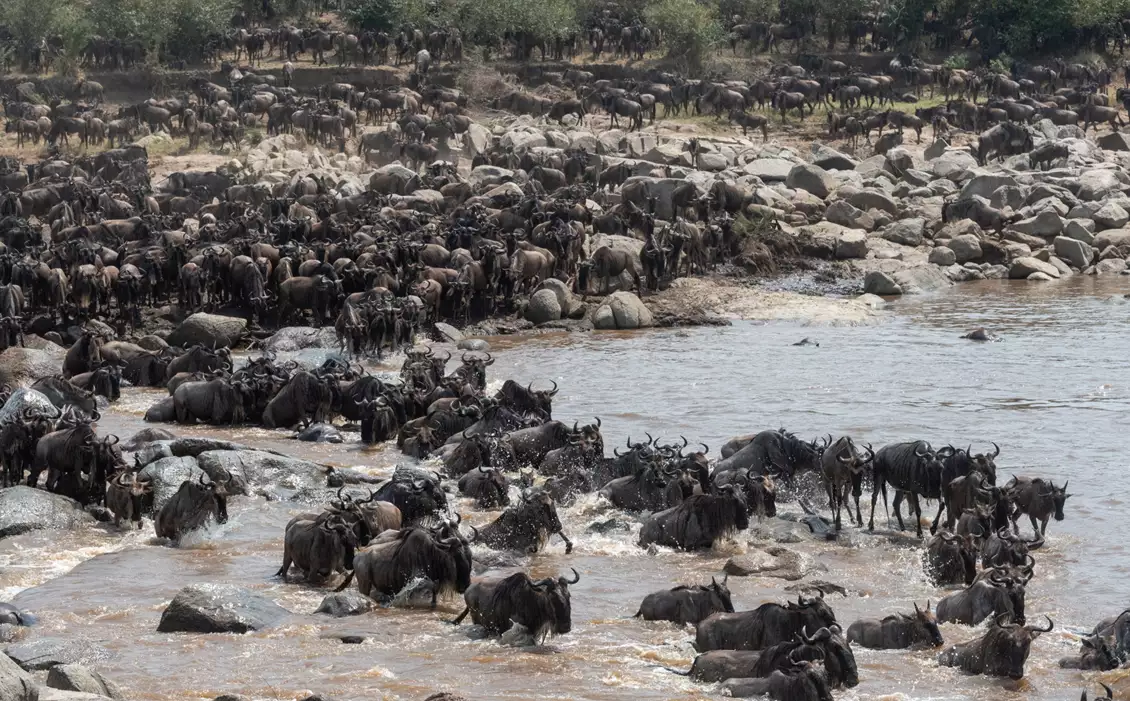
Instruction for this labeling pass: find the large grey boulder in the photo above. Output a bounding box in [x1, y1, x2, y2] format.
[0, 347, 66, 389]
[1093, 229, 1130, 250]
[785, 164, 836, 199]
[1011, 211, 1064, 238]
[0, 389, 59, 424]
[929, 150, 978, 180]
[929, 247, 957, 266]
[0, 646, 37, 701]
[262, 327, 337, 352]
[137, 457, 203, 510]
[165, 314, 247, 349]
[195, 450, 324, 495]
[811, 144, 858, 171]
[743, 158, 794, 181]
[1054, 237, 1093, 268]
[592, 292, 654, 330]
[1063, 219, 1096, 245]
[892, 266, 954, 294]
[535, 279, 582, 318]
[835, 230, 868, 259]
[467, 166, 514, 190]
[463, 123, 490, 156]
[825, 200, 875, 231]
[120, 428, 177, 452]
[314, 591, 375, 617]
[0, 487, 92, 539]
[846, 190, 898, 216]
[3, 640, 108, 672]
[1093, 202, 1130, 230]
[882, 218, 925, 246]
[946, 234, 983, 263]
[1009, 257, 1060, 279]
[863, 271, 902, 296]
[525, 289, 562, 324]
[1076, 169, 1128, 201]
[45, 666, 122, 700]
[157, 584, 290, 633]
[959, 174, 1018, 201]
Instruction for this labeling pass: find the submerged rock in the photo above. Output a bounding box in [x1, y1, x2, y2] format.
[314, 591, 375, 617]
[295, 423, 343, 443]
[157, 584, 290, 634]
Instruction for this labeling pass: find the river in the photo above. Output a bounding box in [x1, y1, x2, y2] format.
[3, 277, 1130, 701]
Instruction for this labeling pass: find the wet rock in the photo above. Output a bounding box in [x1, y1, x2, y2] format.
[945, 234, 983, 263]
[45, 665, 122, 700]
[295, 423, 343, 444]
[592, 292, 654, 330]
[0, 650, 37, 701]
[746, 519, 811, 544]
[166, 313, 247, 349]
[724, 546, 806, 580]
[137, 456, 204, 510]
[4, 640, 109, 671]
[39, 689, 115, 701]
[262, 327, 337, 352]
[525, 289, 562, 324]
[1054, 236, 1094, 269]
[0, 487, 93, 539]
[929, 247, 957, 266]
[863, 271, 902, 296]
[0, 604, 35, 627]
[961, 328, 1000, 341]
[892, 265, 956, 294]
[1028, 271, 1055, 281]
[121, 428, 176, 452]
[157, 584, 289, 634]
[1009, 257, 1061, 279]
[0, 389, 60, 425]
[0, 347, 67, 389]
[195, 450, 324, 496]
[314, 591, 375, 617]
[457, 339, 490, 352]
[432, 322, 463, 344]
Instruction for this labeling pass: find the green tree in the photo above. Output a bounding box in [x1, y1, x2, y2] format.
[0, 0, 72, 70]
[644, 0, 720, 71]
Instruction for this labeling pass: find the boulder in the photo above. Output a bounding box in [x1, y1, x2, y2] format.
[882, 218, 925, 246]
[1077, 169, 1127, 201]
[1095, 258, 1128, 274]
[262, 327, 337, 352]
[884, 147, 915, 175]
[863, 271, 902, 296]
[1098, 132, 1130, 152]
[592, 292, 654, 330]
[0, 347, 67, 389]
[811, 144, 858, 171]
[1009, 257, 1060, 279]
[467, 166, 514, 190]
[0, 645, 36, 701]
[785, 164, 836, 199]
[625, 132, 657, 157]
[45, 666, 122, 700]
[166, 314, 247, 349]
[535, 278, 581, 318]
[743, 158, 795, 182]
[929, 247, 957, 266]
[137, 456, 204, 510]
[1053, 236, 1094, 269]
[314, 591, 375, 617]
[825, 200, 875, 231]
[1011, 210, 1064, 238]
[463, 123, 490, 156]
[846, 190, 899, 216]
[157, 584, 290, 633]
[891, 266, 955, 294]
[3, 640, 108, 671]
[524, 289, 562, 324]
[500, 130, 545, 150]
[0, 487, 92, 539]
[946, 234, 983, 263]
[121, 428, 176, 452]
[457, 339, 490, 352]
[1093, 229, 1130, 250]
[835, 230, 869, 259]
[1094, 202, 1130, 230]
[643, 143, 693, 167]
[695, 151, 729, 172]
[1028, 271, 1055, 281]
[959, 174, 1018, 201]
[433, 322, 463, 344]
[723, 546, 807, 580]
[195, 450, 324, 497]
[929, 150, 978, 180]
[0, 389, 59, 425]
[1064, 219, 1096, 245]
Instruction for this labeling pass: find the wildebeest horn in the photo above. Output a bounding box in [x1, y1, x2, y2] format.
[573, 420, 579, 433]
[804, 625, 833, 644]
[680, 436, 688, 449]
[549, 380, 558, 395]
[914, 442, 928, 457]
[1027, 615, 1054, 634]
[563, 567, 580, 584]
[991, 442, 1000, 457]
[467, 525, 479, 542]
[700, 443, 709, 454]
[613, 446, 625, 457]
[594, 416, 601, 428]
[461, 352, 470, 363]
[198, 472, 210, 485]
[646, 432, 654, 445]
[1100, 683, 1114, 699]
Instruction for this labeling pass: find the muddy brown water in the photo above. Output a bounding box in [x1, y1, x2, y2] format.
[3, 277, 1130, 701]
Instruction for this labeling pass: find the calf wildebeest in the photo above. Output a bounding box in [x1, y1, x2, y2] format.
[924, 530, 978, 586]
[450, 568, 579, 640]
[846, 602, 944, 649]
[935, 575, 1026, 625]
[638, 485, 749, 550]
[868, 440, 944, 537]
[105, 471, 153, 529]
[937, 615, 1053, 679]
[277, 516, 358, 582]
[337, 525, 472, 607]
[819, 436, 872, 530]
[694, 594, 838, 652]
[476, 489, 573, 553]
[1059, 635, 1120, 670]
[155, 472, 232, 540]
[1004, 476, 1071, 536]
[720, 658, 835, 701]
[1029, 142, 1069, 170]
[635, 577, 734, 625]
[729, 110, 769, 140]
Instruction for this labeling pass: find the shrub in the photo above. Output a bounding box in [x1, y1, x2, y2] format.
[644, 0, 720, 71]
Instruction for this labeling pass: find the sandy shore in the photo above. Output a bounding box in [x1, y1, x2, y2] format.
[645, 276, 885, 325]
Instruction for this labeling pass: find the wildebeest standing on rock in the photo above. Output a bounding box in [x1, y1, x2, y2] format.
[156, 472, 232, 540]
[638, 484, 749, 551]
[450, 568, 579, 640]
[694, 593, 838, 652]
[938, 615, 1053, 679]
[105, 470, 153, 528]
[847, 602, 944, 649]
[635, 576, 734, 625]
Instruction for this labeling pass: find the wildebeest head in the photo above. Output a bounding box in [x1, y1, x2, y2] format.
[910, 601, 944, 647]
[1045, 480, 1071, 521]
[935, 530, 978, 585]
[788, 590, 838, 627]
[113, 470, 153, 527]
[535, 567, 580, 635]
[521, 488, 564, 536]
[969, 442, 1000, 485]
[989, 571, 1027, 624]
[986, 615, 1053, 679]
[201, 471, 231, 523]
[1077, 636, 1120, 671]
[739, 472, 777, 518]
[458, 352, 494, 389]
[475, 465, 511, 508]
[322, 515, 358, 570]
[708, 575, 734, 613]
[800, 625, 858, 688]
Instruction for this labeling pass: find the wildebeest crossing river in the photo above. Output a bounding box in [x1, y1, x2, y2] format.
[2, 277, 1130, 701]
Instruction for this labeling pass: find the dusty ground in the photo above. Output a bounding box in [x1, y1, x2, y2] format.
[645, 276, 883, 325]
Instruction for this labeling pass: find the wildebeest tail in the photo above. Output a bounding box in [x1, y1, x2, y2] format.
[651, 664, 691, 676]
[334, 570, 355, 592]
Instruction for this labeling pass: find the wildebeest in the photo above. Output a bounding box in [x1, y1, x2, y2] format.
[476, 489, 573, 553]
[924, 530, 978, 586]
[635, 577, 734, 625]
[155, 472, 232, 540]
[337, 525, 472, 607]
[277, 516, 358, 582]
[0, 603, 36, 626]
[1004, 475, 1071, 536]
[1059, 635, 1120, 670]
[938, 615, 1053, 679]
[981, 527, 1040, 569]
[457, 465, 510, 508]
[819, 436, 872, 530]
[868, 440, 944, 537]
[720, 658, 835, 701]
[713, 429, 821, 481]
[694, 594, 838, 652]
[494, 379, 556, 419]
[638, 485, 749, 551]
[372, 467, 448, 523]
[936, 574, 1026, 625]
[450, 568, 579, 640]
[105, 471, 153, 528]
[846, 602, 944, 649]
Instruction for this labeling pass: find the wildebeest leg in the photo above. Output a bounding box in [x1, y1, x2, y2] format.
[1030, 513, 1041, 537]
[850, 472, 864, 527]
[930, 498, 946, 534]
[868, 478, 888, 531]
[910, 493, 924, 537]
[275, 555, 292, 580]
[450, 606, 471, 625]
